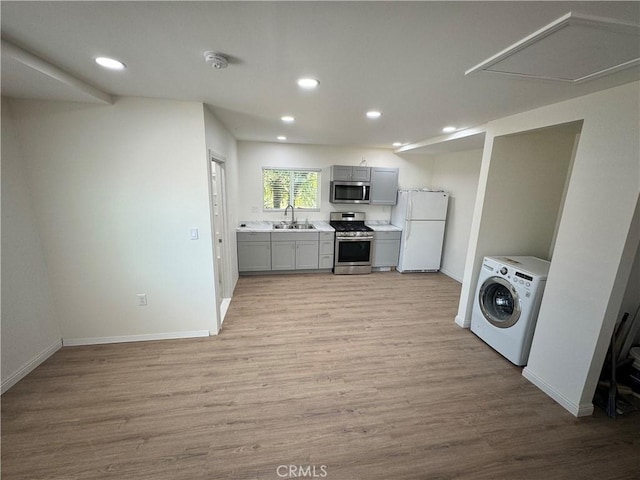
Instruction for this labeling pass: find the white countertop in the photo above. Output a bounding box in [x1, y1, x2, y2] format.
[365, 221, 403, 232]
[310, 221, 334, 232]
[237, 221, 334, 233]
[236, 220, 400, 233]
[236, 221, 273, 232]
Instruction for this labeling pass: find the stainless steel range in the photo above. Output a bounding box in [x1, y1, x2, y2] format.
[329, 212, 374, 275]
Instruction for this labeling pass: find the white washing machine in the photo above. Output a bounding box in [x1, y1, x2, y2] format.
[470, 256, 550, 366]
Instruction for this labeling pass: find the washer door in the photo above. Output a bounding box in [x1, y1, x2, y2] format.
[478, 276, 521, 328]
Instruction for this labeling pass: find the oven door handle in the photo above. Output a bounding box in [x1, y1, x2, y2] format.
[336, 237, 373, 242]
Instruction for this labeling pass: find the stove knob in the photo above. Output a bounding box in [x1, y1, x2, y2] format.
[500, 267, 508, 275]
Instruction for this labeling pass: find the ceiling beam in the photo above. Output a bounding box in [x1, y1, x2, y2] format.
[396, 125, 487, 154]
[2, 39, 113, 104]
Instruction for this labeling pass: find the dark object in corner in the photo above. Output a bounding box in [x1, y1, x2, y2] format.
[606, 314, 627, 417]
[593, 312, 640, 417]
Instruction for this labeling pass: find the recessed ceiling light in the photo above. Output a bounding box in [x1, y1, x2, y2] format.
[297, 78, 319, 89]
[366, 110, 382, 119]
[277, 136, 287, 141]
[94, 57, 126, 70]
[281, 116, 295, 123]
[392, 142, 403, 147]
[442, 126, 457, 133]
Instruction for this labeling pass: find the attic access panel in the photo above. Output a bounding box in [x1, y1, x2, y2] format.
[466, 12, 640, 84]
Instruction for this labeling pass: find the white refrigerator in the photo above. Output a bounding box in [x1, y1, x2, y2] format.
[391, 189, 449, 272]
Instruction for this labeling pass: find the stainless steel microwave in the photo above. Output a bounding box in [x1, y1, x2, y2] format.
[330, 181, 371, 204]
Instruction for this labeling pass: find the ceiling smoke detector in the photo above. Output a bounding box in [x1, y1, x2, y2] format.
[204, 51, 228, 69]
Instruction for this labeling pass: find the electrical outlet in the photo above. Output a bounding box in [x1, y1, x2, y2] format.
[137, 294, 147, 306]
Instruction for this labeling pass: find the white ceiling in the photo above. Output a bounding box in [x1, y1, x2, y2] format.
[1, 1, 639, 150]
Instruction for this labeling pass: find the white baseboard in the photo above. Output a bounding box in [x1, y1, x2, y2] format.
[62, 330, 210, 347]
[455, 314, 470, 328]
[1, 338, 62, 394]
[440, 267, 463, 283]
[220, 297, 232, 325]
[522, 367, 594, 417]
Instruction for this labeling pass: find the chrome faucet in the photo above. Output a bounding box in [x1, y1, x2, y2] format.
[284, 203, 295, 225]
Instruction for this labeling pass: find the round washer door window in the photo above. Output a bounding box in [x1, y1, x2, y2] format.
[478, 276, 521, 328]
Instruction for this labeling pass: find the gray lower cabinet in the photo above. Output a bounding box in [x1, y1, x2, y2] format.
[319, 232, 335, 269]
[372, 231, 401, 267]
[296, 241, 319, 269]
[271, 231, 319, 270]
[237, 232, 271, 272]
[319, 255, 334, 269]
[271, 240, 296, 270]
[239, 230, 334, 273]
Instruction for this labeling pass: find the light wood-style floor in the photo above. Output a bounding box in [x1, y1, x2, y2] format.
[2, 272, 639, 479]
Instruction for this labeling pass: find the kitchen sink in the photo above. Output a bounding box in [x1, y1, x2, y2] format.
[273, 223, 315, 230]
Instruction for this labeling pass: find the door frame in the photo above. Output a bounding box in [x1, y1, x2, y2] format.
[207, 149, 232, 333]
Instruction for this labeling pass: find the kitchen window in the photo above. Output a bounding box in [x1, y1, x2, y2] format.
[263, 167, 320, 211]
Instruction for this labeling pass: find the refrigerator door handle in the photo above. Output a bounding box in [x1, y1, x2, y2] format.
[407, 195, 413, 221]
[406, 219, 411, 241]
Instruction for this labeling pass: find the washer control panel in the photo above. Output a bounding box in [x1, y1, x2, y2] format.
[485, 262, 533, 288]
[515, 271, 533, 287]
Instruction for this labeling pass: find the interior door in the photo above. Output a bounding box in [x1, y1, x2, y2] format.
[209, 152, 231, 331]
[211, 164, 224, 312]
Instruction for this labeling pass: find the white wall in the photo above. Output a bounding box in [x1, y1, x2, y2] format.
[476, 125, 578, 260]
[237, 142, 432, 223]
[429, 149, 482, 282]
[203, 105, 240, 319]
[1, 98, 62, 392]
[8, 97, 218, 344]
[456, 82, 640, 416]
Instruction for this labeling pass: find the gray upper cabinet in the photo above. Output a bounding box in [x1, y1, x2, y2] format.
[370, 167, 399, 205]
[331, 165, 371, 182]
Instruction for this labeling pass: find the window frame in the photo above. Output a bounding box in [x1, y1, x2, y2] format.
[262, 167, 322, 212]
